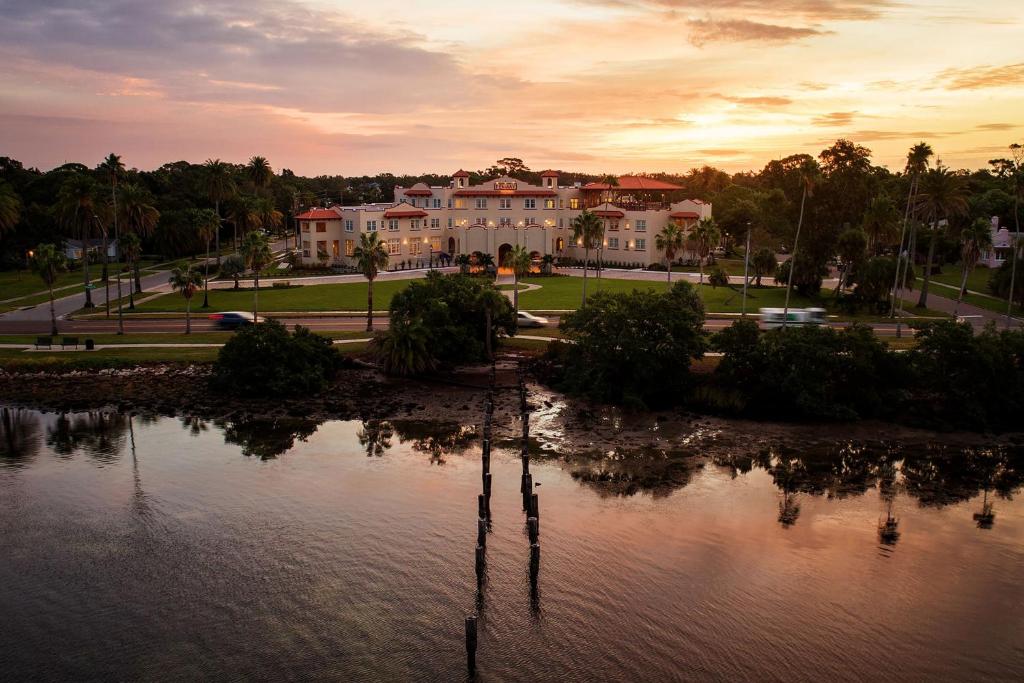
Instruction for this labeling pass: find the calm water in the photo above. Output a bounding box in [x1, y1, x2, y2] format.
[1, 407, 1023, 681]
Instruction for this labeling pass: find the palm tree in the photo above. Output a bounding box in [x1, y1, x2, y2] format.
[954, 218, 994, 316]
[654, 222, 685, 289]
[1006, 143, 1023, 327]
[751, 247, 777, 287]
[227, 196, 260, 251]
[892, 142, 933, 328]
[374, 317, 436, 376]
[692, 217, 721, 287]
[192, 208, 219, 308]
[119, 232, 142, 309]
[861, 194, 897, 254]
[352, 232, 389, 331]
[503, 244, 531, 316]
[915, 165, 968, 308]
[247, 156, 273, 195]
[99, 153, 126, 334]
[477, 286, 507, 360]
[571, 210, 601, 305]
[118, 183, 159, 293]
[455, 253, 471, 274]
[240, 230, 273, 319]
[204, 159, 236, 261]
[255, 196, 283, 237]
[478, 252, 496, 277]
[0, 179, 22, 238]
[57, 174, 98, 308]
[168, 266, 204, 334]
[31, 243, 67, 336]
[782, 158, 821, 328]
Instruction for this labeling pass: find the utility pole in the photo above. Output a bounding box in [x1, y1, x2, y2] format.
[742, 221, 751, 317]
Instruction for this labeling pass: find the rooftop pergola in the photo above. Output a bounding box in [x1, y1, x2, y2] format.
[580, 175, 685, 210]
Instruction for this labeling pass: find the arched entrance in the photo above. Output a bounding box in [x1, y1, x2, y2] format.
[497, 243, 513, 269]
[448, 237, 456, 255]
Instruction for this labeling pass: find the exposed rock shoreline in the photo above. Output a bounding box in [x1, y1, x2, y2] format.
[1, 363, 1018, 456]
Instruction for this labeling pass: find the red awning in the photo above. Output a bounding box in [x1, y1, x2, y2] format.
[593, 210, 625, 218]
[402, 189, 433, 196]
[453, 189, 556, 197]
[670, 211, 700, 219]
[384, 208, 429, 218]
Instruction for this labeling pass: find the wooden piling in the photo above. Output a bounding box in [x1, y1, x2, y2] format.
[530, 493, 539, 520]
[521, 453, 529, 474]
[477, 518, 487, 547]
[475, 544, 485, 582]
[478, 494, 486, 520]
[521, 472, 532, 496]
[465, 615, 478, 674]
[527, 516, 539, 544]
[483, 472, 492, 497]
[530, 543, 540, 575]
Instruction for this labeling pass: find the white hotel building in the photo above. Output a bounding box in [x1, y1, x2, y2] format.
[295, 170, 711, 269]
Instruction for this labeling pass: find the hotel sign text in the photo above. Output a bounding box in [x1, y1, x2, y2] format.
[494, 182, 517, 190]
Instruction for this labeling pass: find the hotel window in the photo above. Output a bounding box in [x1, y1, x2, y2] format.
[544, 198, 556, 209]
[559, 218, 564, 228]
[302, 240, 311, 257]
[432, 198, 442, 209]
[569, 198, 580, 210]
[332, 240, 340, 257]
[410, 240, 422, 255]
[635, 219, 647, 232]
[430, 237, 442, 251]
[316, 222, 326, 233]
[410, 219, 421, 231]
[524, 198, 536, 209]
[388, 219, 399, 231]
[316, 240, 327, 256]
[454, 199, 467, 209]
[447, 217, 453, 228]
[499, 198, 512, 210]
[345, 239, 354, 256]
[559, 199, 565, 209]
[301, 221, 310, 232]
[387, 239, 401, 255]
[635, 238, 646, 250]
[608, 237, 619, 249]
[609, 220, 619, 231]
[344, 220, 354, 232]
[367, 220, 378, 232]
[430, 218, 440, 229]
[499, 217, 512, 226]
[475, 198, 488, 209]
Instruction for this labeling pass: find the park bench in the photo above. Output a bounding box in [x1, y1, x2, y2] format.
[62, 336, 79, 349]
[35, 336, 52, 349]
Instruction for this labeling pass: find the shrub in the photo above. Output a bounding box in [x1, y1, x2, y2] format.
[988, 257, 1024, 308]
[373, 318, 436, 376]
[708, 266, 729, 288]
[775, 253, 830, 296]
[385, 272, 514, 366]
[212, 319, 342, 396]
[556, 280, 706, 409]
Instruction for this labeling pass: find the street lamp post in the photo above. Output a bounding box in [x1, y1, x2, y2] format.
[742, 221, 752, 317]
[424, 237, 431, 270]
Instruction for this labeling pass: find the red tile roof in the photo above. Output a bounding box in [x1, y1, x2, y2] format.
[296, 208, 341, 220]
[582, 176, 684, 191]
[593, 210, 625, 218]
[452, 169, 470, 177]
[540, 170, 559, 177]
[670, 211, 700, 219]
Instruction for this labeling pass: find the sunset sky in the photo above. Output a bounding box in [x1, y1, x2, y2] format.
[1, 0, 1022, 176]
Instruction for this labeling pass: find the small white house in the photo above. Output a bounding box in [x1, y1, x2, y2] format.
[980, 216, 1022, 268]
[65, 239, 118, 261]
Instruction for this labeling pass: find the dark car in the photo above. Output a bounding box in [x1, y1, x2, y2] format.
[209, 311, 265, 329]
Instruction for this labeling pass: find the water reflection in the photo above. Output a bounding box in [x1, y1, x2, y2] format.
[215, 416, 319, 460]
[46, 411, 130, 462]
[357, 419, 394, 458]
[391, 420, 477, 464]
[0, 407, 42, 465]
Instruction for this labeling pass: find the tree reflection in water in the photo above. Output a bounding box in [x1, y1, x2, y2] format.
[216, 416, 320, 460]
[357, 420, 394, 458]
[0, 407, 42, 465]
[566, 441, 1023, 536]
[390, 420, 477, 464]
[45, 411, 130, 462]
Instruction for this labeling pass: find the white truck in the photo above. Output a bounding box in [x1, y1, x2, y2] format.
[759, 307, 827, 329]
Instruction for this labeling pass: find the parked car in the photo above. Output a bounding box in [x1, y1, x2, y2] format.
[209, 311, 265, 329]
[516, 311, 549, 328]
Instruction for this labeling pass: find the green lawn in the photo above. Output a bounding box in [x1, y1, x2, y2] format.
[929, 265, 994, 294]
[134, 280, 413, 313]
[670, 258, 751, 276]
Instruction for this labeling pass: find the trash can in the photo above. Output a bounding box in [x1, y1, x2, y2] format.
[85, 338, 95, 350]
